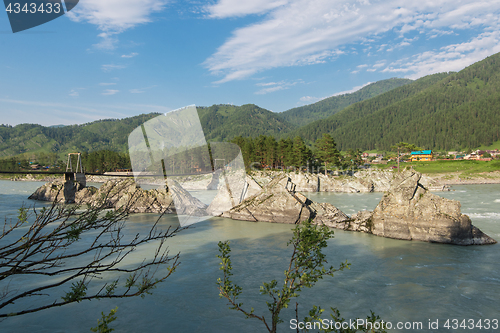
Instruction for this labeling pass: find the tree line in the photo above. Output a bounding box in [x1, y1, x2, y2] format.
[1, 134, 367, 174]
[0, 151, 131, 174]
[230, 134, 363, 172]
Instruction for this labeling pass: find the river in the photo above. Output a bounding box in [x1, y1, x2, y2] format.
[0, 180, 499, 332]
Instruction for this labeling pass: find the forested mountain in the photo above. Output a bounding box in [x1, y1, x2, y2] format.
[291, 52, 500, 150]
[287, 73, 451, 145]
[2, 51, 500, 160]
[0, 104, 295, 158]
[0, 113, 160, 158]
[277, 78, 412, 126]
[197, 104, 295, 141]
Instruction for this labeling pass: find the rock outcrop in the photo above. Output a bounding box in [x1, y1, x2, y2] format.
[29, 178, 207, 216]
[245, 170, 449, 193]
[29, 180, 86, 203]
[207, 174, 262, 216]
[221, 175, 349, 225]
[219, 170, 495, 246]
[350, 169, 496, 245]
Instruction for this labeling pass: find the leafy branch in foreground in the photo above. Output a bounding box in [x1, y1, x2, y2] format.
[0, 182, 184, 318]
[90, 307, 118, 333]
[216, 220, 385, 333]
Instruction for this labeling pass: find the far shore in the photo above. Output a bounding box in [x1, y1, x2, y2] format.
[3, 169, 500, 187]
[426, 171, 500, 186]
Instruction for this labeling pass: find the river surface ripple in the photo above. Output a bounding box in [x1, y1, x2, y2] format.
[0, 181, 499, 333]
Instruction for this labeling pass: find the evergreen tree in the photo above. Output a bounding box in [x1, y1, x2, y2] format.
[314, 134, 341, 175]
[291, 136, 311, 169]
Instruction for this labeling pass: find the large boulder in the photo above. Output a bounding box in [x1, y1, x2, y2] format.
[222, 175, 349, 225]
[288, 173, 320, 192]
[352, 169, 496, 245]
[99, 178, 176, 213]
[318, 174, 374, 193]
[28, 180, 87, 204]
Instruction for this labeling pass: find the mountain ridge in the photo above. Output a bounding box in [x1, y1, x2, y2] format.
[277, 77, 412, 126]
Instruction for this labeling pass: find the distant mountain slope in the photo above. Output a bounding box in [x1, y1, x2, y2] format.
[278, 78, 412, 126]
[0, 104, 296, 158]
[197, 104, 295, 141]
[2, 52, 500, 159]
[292, 52, 500, 151]
[0, 113, 160, 158]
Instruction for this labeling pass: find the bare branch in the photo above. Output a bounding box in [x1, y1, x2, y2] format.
[0, 180, 185, 318]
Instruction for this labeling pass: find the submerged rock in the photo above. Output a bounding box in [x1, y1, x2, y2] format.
[350, 169, 496, 245]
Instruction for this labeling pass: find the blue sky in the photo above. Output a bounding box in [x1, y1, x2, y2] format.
[1, 0, 500, 126]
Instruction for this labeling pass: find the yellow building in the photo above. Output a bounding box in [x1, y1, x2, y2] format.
[410, 150, 433, 162]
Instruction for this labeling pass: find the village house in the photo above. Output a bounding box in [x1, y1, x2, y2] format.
[463, 150, 494, 161]
[410, 150, 433, 162]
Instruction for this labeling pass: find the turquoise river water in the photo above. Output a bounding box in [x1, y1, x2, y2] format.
[0, 180, 499, 332]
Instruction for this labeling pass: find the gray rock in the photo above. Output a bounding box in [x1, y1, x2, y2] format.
[28, 180, 87, 204]
[352, 169, 496, 245]
[28, 181, 66, 202]
[222, 175, 349, 225]
[318, 174, 373, 193]
[207, 174, 262, 216]
[29, 178, 207, 216]
[288, 172, 320, 192]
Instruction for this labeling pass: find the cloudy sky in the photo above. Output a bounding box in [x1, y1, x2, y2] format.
[1, 0, 499, 126]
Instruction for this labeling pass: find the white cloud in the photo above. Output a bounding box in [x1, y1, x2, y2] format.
[67, 0, 168, 49]
[69, 88, 85, 97]
[205, 0, 500, 83]
[298, 81, 373, 106]
[382, 30, 500, 79]
[331, 82, 373, 97]
[299, 95, 320, 103]
[256, 81, 281, 87]
[205, 0, 289, 18]
[122, 52, 139, 58]
[255, 80, 303, 95]
[129, 85, 157, 94]
[99, 82, 117, 86]
[101, 64, 126, 72]
[102, 89, 120, 96]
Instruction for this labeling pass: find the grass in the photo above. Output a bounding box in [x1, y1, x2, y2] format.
[372, 159, 500, 175]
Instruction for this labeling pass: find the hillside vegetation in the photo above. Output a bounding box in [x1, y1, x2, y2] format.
[278, 78, 412, 126]
[197, 104, 295, 141]
[2, 52, 500, 159]
[0, 113, 160, 158]
[291, 52, 500, 151]
[0, 104, 296, 158]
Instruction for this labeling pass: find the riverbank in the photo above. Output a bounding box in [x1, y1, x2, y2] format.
[5, 169, 500, 190]
[429, 171, 500, 185]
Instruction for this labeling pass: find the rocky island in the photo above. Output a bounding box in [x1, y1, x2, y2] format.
[28, 169, 496, 245]
[212, 170, 496, 246]
[28, 178, 207, 216]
